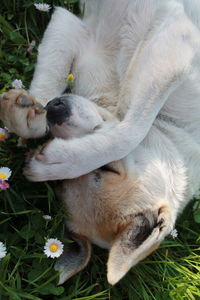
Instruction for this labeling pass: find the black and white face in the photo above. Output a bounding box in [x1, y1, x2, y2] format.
[45, 94, 104, 138]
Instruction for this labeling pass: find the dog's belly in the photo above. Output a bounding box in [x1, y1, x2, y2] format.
[73, 46, 120, 113]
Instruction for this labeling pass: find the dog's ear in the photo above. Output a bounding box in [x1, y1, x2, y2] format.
[55, 233, 91, 285]
[107, 205, 173, 285]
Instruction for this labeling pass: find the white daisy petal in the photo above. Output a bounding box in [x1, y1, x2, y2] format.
[170, 229, 178, 239]
[43, 215, 52, 221]
[34, 3, 51, 12]
[0, 242, 7, 259]
[0, 167, 12, 181]
[44, 238, 64, 258]
[11, 79, 24, 89]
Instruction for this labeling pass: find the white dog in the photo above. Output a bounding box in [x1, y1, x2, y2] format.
[1, 0, 200, 285]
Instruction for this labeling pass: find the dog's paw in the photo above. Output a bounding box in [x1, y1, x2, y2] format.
[23, 157, 44, 182]
[23, 156, 52, 181]
[0, 89, 48, 138]
[23, 154, 71, 182]
[27, 138, 71, 164]
[23, 138, 82, 181]
[23, 142, 51, 181]
[23, 139, 69, 181]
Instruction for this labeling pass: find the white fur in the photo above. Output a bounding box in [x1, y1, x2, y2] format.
[15, 0, 200, 283]
[27, 0, 200, 200]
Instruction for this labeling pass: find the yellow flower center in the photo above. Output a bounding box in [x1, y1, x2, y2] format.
[0, 133, 6, 140]
[21, 139, 27, 145]
[0, 173, 6, 180]
[50, 244, 58, 252]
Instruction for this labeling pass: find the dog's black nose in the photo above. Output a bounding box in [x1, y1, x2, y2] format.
[45, 97, 71, 125]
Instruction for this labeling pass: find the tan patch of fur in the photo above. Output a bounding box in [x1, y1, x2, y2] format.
[59, 160, 141, 245]
[96, 219, 128, 244]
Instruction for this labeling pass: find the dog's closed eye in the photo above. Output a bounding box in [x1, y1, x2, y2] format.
[99, 165, 120, 175]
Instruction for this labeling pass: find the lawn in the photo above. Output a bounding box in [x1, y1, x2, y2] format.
[0, 1, 200, 299]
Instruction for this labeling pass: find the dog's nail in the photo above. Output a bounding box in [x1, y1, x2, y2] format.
[16, 95, 34, 107]
[35, 103, 46, 114]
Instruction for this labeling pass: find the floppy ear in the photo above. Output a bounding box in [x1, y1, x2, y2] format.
[107, 205, 173, 285]
[55, 233, 91, 285]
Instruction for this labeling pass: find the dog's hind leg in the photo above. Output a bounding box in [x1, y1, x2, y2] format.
[0, 8, 90, 137]
[29, 7, 90, 105]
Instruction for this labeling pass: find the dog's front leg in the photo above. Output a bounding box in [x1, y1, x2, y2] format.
[24, 4, 200, 181]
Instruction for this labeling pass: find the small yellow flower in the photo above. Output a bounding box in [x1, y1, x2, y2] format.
[66, 73, 74, 84]
[0, 167, 12, 181]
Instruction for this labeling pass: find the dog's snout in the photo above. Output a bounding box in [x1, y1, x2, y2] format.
[45, 97, 71, 125]
[52, 98, 64, 107]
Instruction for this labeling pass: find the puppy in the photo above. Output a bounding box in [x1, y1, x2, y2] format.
[1, 0, 200, 285]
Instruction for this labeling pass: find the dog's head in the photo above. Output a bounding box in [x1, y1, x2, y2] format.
[0, 91, 173, 284]
[45, 93, 114, 138]
[0, 91, 113, 139]
[42, 94, 173, 285]
[55, 158, 172, 285]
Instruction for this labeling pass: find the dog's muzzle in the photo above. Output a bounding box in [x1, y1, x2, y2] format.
[45, 96, 71, 126]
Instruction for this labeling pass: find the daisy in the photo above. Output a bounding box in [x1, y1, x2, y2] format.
[170, 228, 178, 239]
[0, 242, 7, 259]
[44, 238, 64, 258]
[34, 3, 51, 12]
[0, 128, 9, 141]
[43, 215, 52, 221]
[17, 137, 28, 148]
[4, 127, 11, 133]
[0, 180, 9, 191]
[11, 79, 24, 89]
[0, 167, 12, 181]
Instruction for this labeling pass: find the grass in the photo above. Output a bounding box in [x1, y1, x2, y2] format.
[0, 1, 200, 299]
